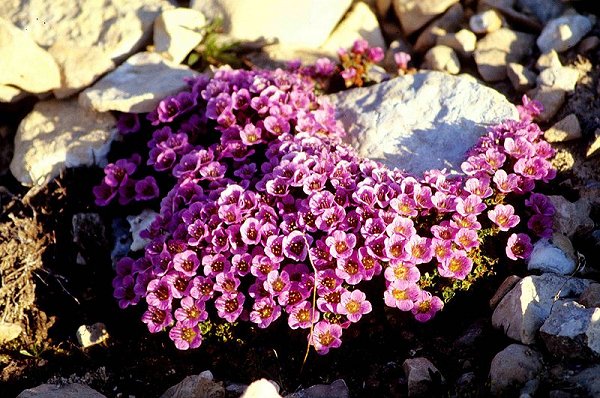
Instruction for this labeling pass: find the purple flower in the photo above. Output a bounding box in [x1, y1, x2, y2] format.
[174, 296, 208, 327]
[114, 275, 139, 309]
[506, 233, 533, 260]
[488, 204, 520, 231]
[215, 292, 245, 322]
[142, 306, 173, 333]
[338, 289, 372, 323]
[525, 193, 555, 216]
[456, 195, 486, 216]
[384, 280, 420, 311]
[325, 230, 356, 259]
[411, 291, 444, 322]
[134, 176, 159, 201]
[250, 297, 281, 328]
[93, 182, 117, 206]
[117, 113, 141, 134]
[288, 301, 320, 329]
[352, 38, 369, 54]
[310, 321, 342, 355]
[264, 270, 291, 296]
[190, 276, 215, 301]
[173, 250, 200, 277]
[156, 91, 196, 124]
[366, 47, 384, 63]
[282, 231, 311, 262]
[168, 322, 202, 350]
[527, 214, 553, 238]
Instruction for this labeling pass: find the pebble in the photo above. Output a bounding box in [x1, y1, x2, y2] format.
[537, 15, 593, 53]
[532, 86, 565, 122]
[392, 0, 460, 36]
[423, 45, 461, 75]
[579, 283, 600, 308]
[286, 379, 349, 398]
[578, 36, 600, 53]
[585, 128, 600, 158]
[436, 29, 477, 57]
[527, 238, 576, 275]
[160, 373, 226, 398]
[488, 344, 544, 397]
[543, 114, 582, 142]
[402, 357, 444, 397]
[154, 8, 206, 64]
[127, 209, 159, 252]
[517, 0, 564, 24]
[469, 9, 503, 34]
[572, 366, 600, 397]
[537, 65, 580, 92]
[76, 323, 109, 348]
[548, 195, 594, 238]
[413, 3, 464, 53]
[506, 63, 536, 92]
[474, 28, 535, 82]
[535, 50, 561, 71]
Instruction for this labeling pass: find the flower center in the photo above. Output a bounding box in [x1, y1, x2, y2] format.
[181, 327, 196, 343]
[319, 331, 334, 346]
[346, 300, 360, 314]
[335, 241, 348, 254]
[393, 289, 408, 300]
[224, 298, 239, 313]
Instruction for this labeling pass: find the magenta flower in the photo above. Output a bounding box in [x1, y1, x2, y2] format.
[438, 250, 473, 280]
[366, 47, 384, 63]
[282, 231, 311, 262]
[310, 321, 343, 355]
[249, 297, 281, 328]
[336, 253, 365, 285]
[114, 275, 139, 309]
[116, 113, 141, 134]
[404, 235, 433, 264]
[174, 296, 208, 327]
[264, 270, 291, 296]
[338, 289, 372, 323]
[215, 292, 245, 322]
[190, 276, 215, 301]
[411, 291, 444, 322]
[214, 272, 241, 295]
[325, 230, 356, 259]
[525, 193, 555, 216]
[527, 214, 553, 238]
[504, 137, 535, 159]
[514, 157, 550, 180]
[168, 322, 202, 350]
[431, 238, 453, 262]
[142, 306, 173, 333]
[156, 91, 196, 124]
[384, 260, 420, 283]
[488, 204, 520, 231]
[464, 176, 493, 198]
[384, 280, 420, 311]
[172, 250, 200, 277]
[146, 278, 173, 310]
[506, 233, 533, 260]
[394, 52, 411, 71]
[493, 169, 520, 193]
[456, 195, 486, 216]
[288, 300, 320, 329]
[454, 228, 479, 251]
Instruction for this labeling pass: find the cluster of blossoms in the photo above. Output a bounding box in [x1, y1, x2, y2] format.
[99, 42, 555, 355]
[337, 39, 384, 88]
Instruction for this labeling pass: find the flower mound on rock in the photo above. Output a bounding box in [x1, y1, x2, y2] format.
[101, 50, 555, 354]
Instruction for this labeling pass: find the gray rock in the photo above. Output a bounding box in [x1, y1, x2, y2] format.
[572, 365, 600, 398]
[544, 114, 582, 143]
[76, 323, 109, 348]
[127, 209, 159, 252]
[414, 3, 464, 53]
[469, 9, 503, 34]
[540, 300, 600, 359]
[535, 50, 561, 71]
[474, 28, 535, 82]
[579, 283, 600, 308]
[537, 65, 580, 92]
[241, 379, 280, 398]
[488, 344, 543, 397]
[436, 29, 476, 57]
[537, 15, 593, 53]
[392, 0, 460, 35]
[548, 195, 594, 238]
[423, 45, 460, 75]
[492, 273, 591, 344]
[160, 373, 226, 398]
[532, 86, 565, 122]
[79, 52, 199, 114]
[286, 379, 349, 398]
[586, 128, 600, 158]
[0, 17, 61, 94]
[0, 322, 22, 344]
[527, 238, 576, 275]
[578, 36, 600, 53]
[506, 63, 536, 92]
[9, 99, 116, 186]
[16, 383, 107, 398]
[489, 275, 522, 310]
[517, 0, 564, 24]
[154, 8, 206, 64]
[191, 0, 351, 48]
[327, 71, 518, 176]
[402, 357, 444, 397]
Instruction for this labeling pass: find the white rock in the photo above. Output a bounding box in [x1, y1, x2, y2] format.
[469, 9, 503, 34]
[537, 15, 593, 53]
[492, 274, 591, 344]
[403, 357, 444, 397]
[540, 300, 600, 359]
[537, 65, 580, 92]
[10, 99, 116, 186]
[79, 52, 199, 114]
[321, 2, 385, 57]
[548, 195, 594, 238]
[0, 322, 22, 344]
[544, 114, 581, 142]
[506, 63, 536, 92]
[488, 344, 544, 396]
[474, 28, 535, 82]
[327, 71, 518, 176]
[535, 50, 561, 71]
[0, 17, 61, 94]
[392, 0, 460, 35]
[76, 322, 109, 348]
[0, 84, 28, 103]
[154, 8, 206, 64]
[241, 379, 281, 398]
[160, 374, 225, 398]
[423, 45, 461, 75]
[436, 29, 477, 57]
[527, 238, 576, 275]
[191, 0, 351, 47]
[127, 209, 159, 252]
[16, 383, 107, 398]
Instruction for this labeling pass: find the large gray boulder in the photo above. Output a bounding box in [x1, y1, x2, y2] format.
[327, 71, 518, 176]
[488, 344, 544, 396]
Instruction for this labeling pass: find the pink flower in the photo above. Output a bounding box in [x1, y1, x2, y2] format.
[174, 297, 208, 328]
[325, 230, 356, 259]
[506, 233, 533, 260]
[493, 169, 520, 193]
[454, 228, 479, 251]
[168, 322, 202, 350]
[288, 301, 320, 329]
[214, 292, 245, 322]
[438, 251, 473, 280]
[488, 204, 520, 231]
[394, 52, 411, 71]
[411, 291, 444, 322]
[249, 297, 281, 328]
[384, 260, 420, 283]
[456, 195, 486, 216]
[336, 253, 365, 285]
[338, 290, 372, 323]
[404, 235, 433, 264]
[310, 321, 343, 355]
[384, 280, 420, 311]
[172, 250, 200, 277]
[142, 306, 173, 333]
[431, 238, 453, 262]
[283, 231, 311, 262]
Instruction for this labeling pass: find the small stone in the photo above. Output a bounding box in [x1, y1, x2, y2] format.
[436, 29, 477, 57]
[488, 344, 544, 397]
[0, 84, 28, 103]
[544, 114, 582, 142]
[241, 379, 280, 398]
[0, 17, 61, 94]
[537, 15, 593, 53]
[517, 0, 564, 24]
[536, 50, 562, 71]
[423, 45, 461, 75]
[492, 274, 591, 344]
[199, 370, 214, 381]
[16, 383, 107, 398]
[532, 86, 565, 122]
[579, 283, 600, 308]
[548, 195, 594, 238]
[474, 28, 535, 82]
[537, 65, 580, 92]
[160, 374, 226, 398]
[76, 323, 109, 348]
[540, 300, 600, 359]
[506, 63, 536, 92]
[586, 129, 600, 158]
[489, 275, 522, 310]
[127, 209, 159, 252]
[0, 322, 22, 344]
[80, 52, 198, 114]
[572, 366, 600, 398]
[191, 0, 351, 47]
[392, 0, 460, 35]
[413, 3, 464, 53]
[527, 238, 576, 275]
[154, 8, 206, 64]
[469, 9, 503, 34]
[578, 36, 600, 53]
[402, 357, 444, 397]
[321, 1, 385, 56]
[286, 379, 349, 398]
[9, 99, 116, 186]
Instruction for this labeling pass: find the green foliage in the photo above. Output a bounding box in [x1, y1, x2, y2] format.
[185, 17, 244, 70]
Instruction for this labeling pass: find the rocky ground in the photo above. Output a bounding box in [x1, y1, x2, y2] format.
[1, 0, 600, 397]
